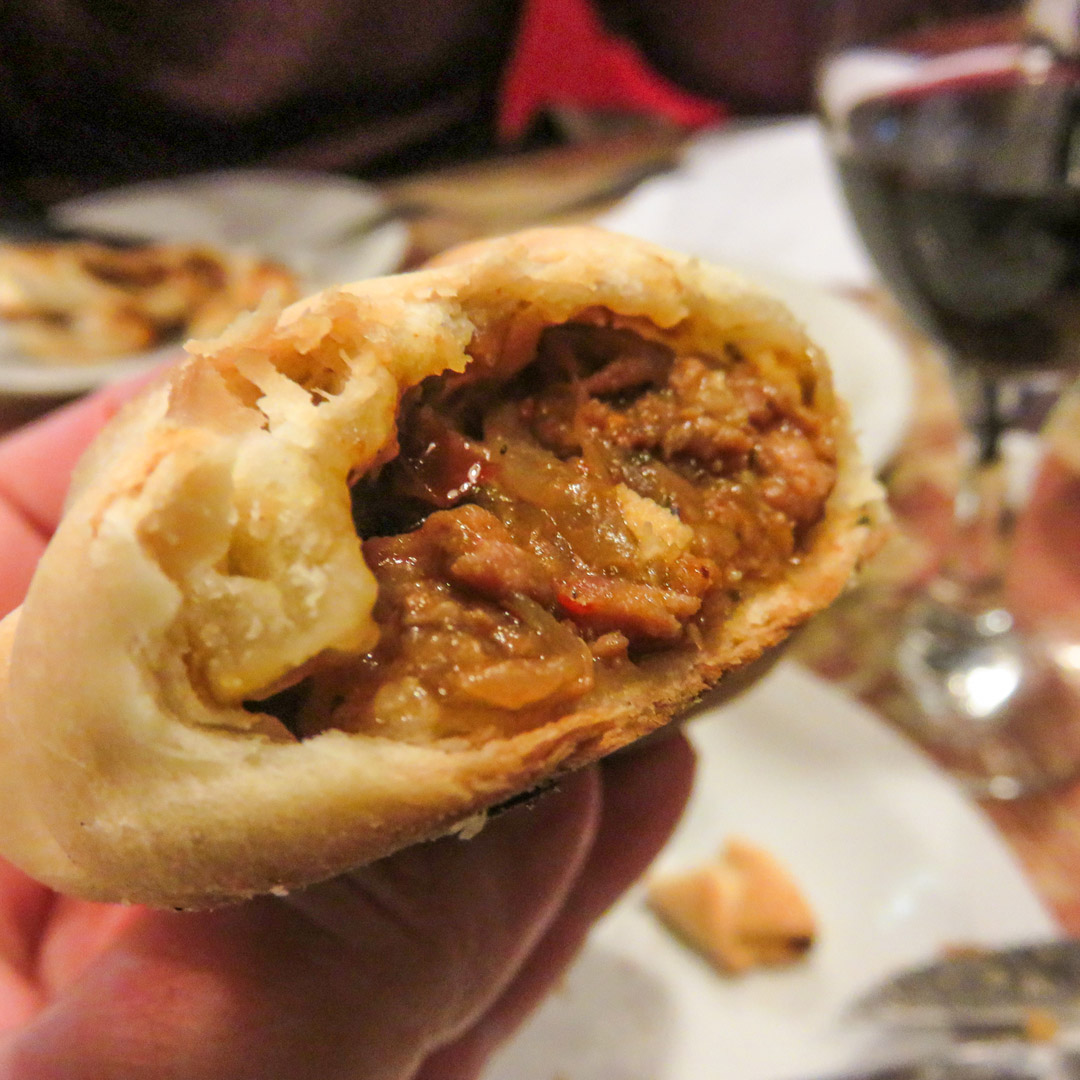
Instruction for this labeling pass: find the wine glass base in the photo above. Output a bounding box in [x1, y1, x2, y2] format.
[794, 579, 1080, 801]
[892, 595, 1080, 799]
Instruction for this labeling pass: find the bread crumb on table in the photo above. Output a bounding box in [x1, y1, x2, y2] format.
[646, 836, 817, 975]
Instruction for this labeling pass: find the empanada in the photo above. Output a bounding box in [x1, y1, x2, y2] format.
[0, 227, 882, 908]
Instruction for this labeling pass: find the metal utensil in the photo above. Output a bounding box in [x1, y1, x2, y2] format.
[852, 941, 1080, 1036]
[812, 1049, 1080, 1080]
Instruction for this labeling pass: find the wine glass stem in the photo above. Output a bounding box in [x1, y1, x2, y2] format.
[937, 371, 1011, 609]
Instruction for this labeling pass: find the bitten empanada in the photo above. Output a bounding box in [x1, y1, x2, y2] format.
[0, 227, 882, 908]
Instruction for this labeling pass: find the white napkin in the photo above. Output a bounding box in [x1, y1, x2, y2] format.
[598, 117, 878, 289]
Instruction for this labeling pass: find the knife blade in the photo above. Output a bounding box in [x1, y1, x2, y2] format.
[810, 1052, 1079, 1080]
[851, 941, 1080, 1036]
[809, 1041, 1080, 1079]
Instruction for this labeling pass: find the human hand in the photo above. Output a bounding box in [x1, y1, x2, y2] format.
[0, 377, 695, 1080]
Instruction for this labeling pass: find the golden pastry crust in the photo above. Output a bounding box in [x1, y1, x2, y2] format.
[0, 227, 883, 908]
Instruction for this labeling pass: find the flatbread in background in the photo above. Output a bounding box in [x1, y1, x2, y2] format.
[0, 226, 883, 908]
[0, 240, 298, 362]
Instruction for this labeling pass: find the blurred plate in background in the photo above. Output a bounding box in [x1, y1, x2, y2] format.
[0, 169, 408, 398]
[54, 169, 409, 289]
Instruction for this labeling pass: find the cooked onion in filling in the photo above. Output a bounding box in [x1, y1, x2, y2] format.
[258, 315, 837, 744]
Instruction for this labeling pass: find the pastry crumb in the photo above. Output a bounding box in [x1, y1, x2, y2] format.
[646, 836, 817, 975]
[453, 812, 488, 840]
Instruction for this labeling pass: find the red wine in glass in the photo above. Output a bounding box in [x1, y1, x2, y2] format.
[837, 62, 1080, 382]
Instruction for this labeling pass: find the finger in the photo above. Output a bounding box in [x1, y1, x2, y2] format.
[0, 894, 139, 1038]
[0, 364, 169, 538]
[0, 498, 45, 619]
[416, 731, 696, 1080]
[35, 898, 144, 999]
[0, 861, 54, 981]
[0, 861, 54, 1034]
[0, 768, 601, 1080]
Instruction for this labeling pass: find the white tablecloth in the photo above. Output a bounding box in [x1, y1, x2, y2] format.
[599, 116, 877, 290]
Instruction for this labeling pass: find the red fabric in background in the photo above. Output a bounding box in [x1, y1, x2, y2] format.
[498, 0, 725, 140]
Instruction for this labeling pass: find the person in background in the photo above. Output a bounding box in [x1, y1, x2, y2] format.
[0, 0, 1009, 205]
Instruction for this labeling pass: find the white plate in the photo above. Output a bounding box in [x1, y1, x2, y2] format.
[483, 662, 1055, 1080]
[0, 169, 409, 398]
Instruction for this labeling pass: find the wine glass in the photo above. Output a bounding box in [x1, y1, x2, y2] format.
[816, 0, 1080, 797]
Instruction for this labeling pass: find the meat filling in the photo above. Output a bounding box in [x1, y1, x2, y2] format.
[280, 317, 837, 743]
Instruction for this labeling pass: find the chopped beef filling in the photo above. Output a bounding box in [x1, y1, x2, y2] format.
[285, 318, 837, 743]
